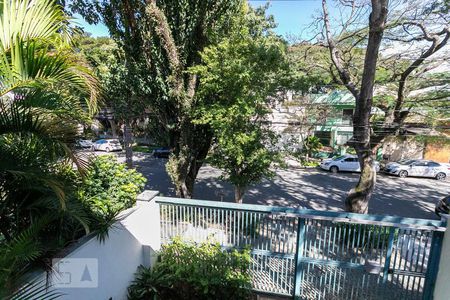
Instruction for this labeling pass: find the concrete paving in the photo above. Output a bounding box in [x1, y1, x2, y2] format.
[93, 151, 450, 220]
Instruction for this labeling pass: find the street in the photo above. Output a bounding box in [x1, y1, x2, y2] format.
[95, 151, 449, 220]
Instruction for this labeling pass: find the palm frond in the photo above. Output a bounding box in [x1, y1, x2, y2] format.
[4, 276, 63, 300]
[0, 0, 70, 51]
[0, 216, 50, 290]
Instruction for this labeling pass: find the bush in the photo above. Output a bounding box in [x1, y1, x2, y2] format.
[337, 223, 397, 250]
[127, 238, 252, 300]
[303, 136, 323, 157]
[78, 155, 146, 217]
[301, 159, 319, 167]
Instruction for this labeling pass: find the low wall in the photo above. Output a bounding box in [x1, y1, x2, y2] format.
[36, 191, 160, 300]
[424, 142, 450, 163]
[382, 136, 424, 161]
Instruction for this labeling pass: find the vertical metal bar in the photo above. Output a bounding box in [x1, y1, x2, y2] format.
[383, 227, 396, 283]
[170, 205, 173, 239]
[233, 210, 236, 246]
[423, 230, 444, 300]
[415, 232, 423, 273]
[238, 210, 241, 246]
[337, 223, 342, 258]
[327, 223, 332, 259]
[420, 231, 430, 273]
[406, 230, 419, 294]
[293, 218, 306, 299]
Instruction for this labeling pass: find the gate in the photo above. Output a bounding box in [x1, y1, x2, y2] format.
[156, 197, 446, 299]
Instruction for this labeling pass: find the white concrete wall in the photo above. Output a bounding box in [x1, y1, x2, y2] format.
[434, 216, 450, 300]
[36, 191, 160, 300]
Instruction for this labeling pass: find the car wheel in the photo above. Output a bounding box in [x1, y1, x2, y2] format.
[436, 172, 446, 181]
[105, 147, 111, 152]
[330, 166, 339, 173]
[398, 170, 408, 178]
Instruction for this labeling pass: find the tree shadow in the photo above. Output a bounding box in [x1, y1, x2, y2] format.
[132, 156, 449, 219]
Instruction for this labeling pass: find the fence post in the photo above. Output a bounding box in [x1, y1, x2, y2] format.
[293, 218, 306, 299]
[382, 227, 396, 283]
[128, 190, 161, 268]
[433, 215, 450, 300]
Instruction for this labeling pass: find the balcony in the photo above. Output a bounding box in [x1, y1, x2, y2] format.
[36, 191, 450, 299]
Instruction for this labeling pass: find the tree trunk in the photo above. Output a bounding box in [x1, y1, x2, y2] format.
[123, 121, 133, 168]
[234, 186, 245, 204]
[345, 152, 376, 213]
[169, 124, 212, 198]
[344, 0, 388, 213]
[109, 119, 118, 138]
[172, 151, 206, 199]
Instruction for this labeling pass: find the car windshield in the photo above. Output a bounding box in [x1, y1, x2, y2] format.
[332, 155, 346, 161]
[398, 159, 414, 165]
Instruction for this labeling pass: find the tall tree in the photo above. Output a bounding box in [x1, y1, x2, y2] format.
[320, 0, 389, 213]
[69, 0, 243, 197]
[316, 0, 449, 213]
[191, 4, 287, 203]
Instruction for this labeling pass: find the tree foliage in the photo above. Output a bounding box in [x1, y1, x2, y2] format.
[302, 0, 450, 213]
[0, 0, 103, 292]
[191, 4, 287, 203]
[79, 155, 146, 218]
[70, 0, 244, 196]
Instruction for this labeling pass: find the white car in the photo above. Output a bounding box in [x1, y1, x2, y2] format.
[76, 139, 93, 148]
[92, 139, 122, 152]
[320, 155, 380, 173]
[384, 159, 449, 180]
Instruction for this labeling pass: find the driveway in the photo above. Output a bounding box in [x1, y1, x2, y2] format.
[92, 151, 450, 220]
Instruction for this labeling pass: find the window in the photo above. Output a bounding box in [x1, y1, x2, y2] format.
[413, 161, 428, 166]
[333, 155, 346, 161]
[428, 162, 440, 167]
[342, 109, 354, 125]
[399, 159, 415, 165]
[344, 157, 357, 162]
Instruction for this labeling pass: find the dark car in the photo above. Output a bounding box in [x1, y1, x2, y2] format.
[435, 195, 450, 217]
[153, 147, 171, 158]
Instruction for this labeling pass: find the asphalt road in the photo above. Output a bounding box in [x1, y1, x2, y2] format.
[94, 151, 450, 220]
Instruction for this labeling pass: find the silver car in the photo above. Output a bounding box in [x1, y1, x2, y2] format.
[384, 159, 449, 180]
[92, 139, 122, 152]
[320, 154, 380, 173]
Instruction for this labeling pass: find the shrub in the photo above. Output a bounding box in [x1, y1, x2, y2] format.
[301, 159, 319, 167]
[127, 238, 252, 300]
[303, 136, 323, 157]
[78, 155, 146, 217]
[336, 223, 397, 250]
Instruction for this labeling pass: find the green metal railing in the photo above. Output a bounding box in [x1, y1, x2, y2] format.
[155, 196, 446, 300]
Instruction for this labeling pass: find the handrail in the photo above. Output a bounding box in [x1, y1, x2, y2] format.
[155, 196, 447, 231]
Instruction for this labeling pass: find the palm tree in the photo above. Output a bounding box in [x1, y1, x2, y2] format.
[0, 0, 99, 292]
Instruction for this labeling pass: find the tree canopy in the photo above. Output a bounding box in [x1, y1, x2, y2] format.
[301, 0, 450, 213]
[191, 4, 287, 202]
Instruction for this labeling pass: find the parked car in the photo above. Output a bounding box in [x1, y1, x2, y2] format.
[320, 154, 380, 173]
[153, 147, 171, 158]
[92, 139, 122, 152]
[435, 195, 450, 216]
[384, 159, 449, 180]
[76, 139, 93, 148]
